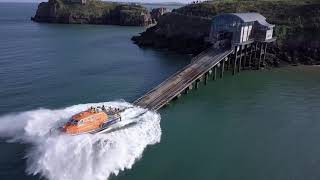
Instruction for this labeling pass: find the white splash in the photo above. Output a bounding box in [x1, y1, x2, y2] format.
[0, 101, 161, 180]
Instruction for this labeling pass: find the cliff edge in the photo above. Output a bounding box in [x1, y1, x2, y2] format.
[31, 0, 152, 26]
[133, 0, 320, 66]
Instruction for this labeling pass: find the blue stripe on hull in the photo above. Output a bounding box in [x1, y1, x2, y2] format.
[99, 118, 121, 130]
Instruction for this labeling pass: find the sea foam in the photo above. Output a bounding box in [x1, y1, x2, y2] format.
[0, 101, 161, 180]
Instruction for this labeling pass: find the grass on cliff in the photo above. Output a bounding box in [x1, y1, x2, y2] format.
[54, 0, 114, 16]
[173, 0, 320, 45]
[55, 0, 148, 17]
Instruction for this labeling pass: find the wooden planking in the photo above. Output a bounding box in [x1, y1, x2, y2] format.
[133, 48, 234, 111]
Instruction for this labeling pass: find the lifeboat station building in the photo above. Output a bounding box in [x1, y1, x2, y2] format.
[209, 12, 276, 70]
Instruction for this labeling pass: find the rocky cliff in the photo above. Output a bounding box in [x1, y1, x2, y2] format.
[133, 0, 320, 66]
[150, 7, 169, 22]
[32, 0, 152, 26]
[132, 12, 212, 54]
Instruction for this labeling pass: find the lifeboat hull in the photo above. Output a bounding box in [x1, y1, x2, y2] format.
[55, 106, 125, 136]
[66, 117, 121, 135]
[91, 117, 122, 134]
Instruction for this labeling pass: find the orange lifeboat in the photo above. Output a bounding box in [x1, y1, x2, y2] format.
[61, 106, 122, 135]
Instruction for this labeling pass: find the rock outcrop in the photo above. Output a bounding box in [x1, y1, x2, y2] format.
[133, 0, 320, 65]
[132, 12, 212, 55]
[150, 7, 169, 22]
[32, 0, 152, 26]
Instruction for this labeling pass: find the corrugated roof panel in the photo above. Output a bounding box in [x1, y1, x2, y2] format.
[213, 13, 274, 28]
[231, 13, 266, 22]
[256, 19, 275, 28]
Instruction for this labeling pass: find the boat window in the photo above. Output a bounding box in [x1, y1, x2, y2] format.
[70, 119, 79, 125]
[70, 119, 84, 125]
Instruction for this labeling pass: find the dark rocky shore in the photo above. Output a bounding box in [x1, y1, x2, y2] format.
[32, 0, 167, 26]
[132, 0, 320, 66]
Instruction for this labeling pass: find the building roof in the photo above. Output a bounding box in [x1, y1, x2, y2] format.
[231, 13, 265, 22]
[231, 13, 274, 27]
[214, 12, 275, 28]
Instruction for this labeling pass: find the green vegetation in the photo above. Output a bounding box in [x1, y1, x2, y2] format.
[54, 0, 147, 19]
[54, 0, 112, 17]
[33, 0, 151, 26]
[174, 0, 320, 49]
[134, 0, 319, 64]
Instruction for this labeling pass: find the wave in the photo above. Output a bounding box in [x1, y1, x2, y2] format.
[0, 101, 161, 180]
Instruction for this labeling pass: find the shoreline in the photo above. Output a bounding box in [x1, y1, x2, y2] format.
[132, 1, 320, 66]
[31, 0, 173, 27]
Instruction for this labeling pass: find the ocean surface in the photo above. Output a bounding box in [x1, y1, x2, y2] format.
[1, 2, 320, 180]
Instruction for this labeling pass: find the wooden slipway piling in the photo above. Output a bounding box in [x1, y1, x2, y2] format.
[133, 40, 271, 111]
[133, 48, 233, 111]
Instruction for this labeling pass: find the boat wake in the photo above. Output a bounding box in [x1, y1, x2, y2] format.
[0, 101, 161, 180]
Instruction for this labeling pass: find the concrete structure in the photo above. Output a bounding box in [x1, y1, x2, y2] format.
[209, 13, 275, 48]
[64, 0, 86, 5]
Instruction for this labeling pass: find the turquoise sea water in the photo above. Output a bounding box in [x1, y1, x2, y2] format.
[0, 3, 189, 114]
[1, 3, 320, 180]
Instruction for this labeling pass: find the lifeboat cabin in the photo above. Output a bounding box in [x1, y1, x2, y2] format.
[62, 107, 120, 135]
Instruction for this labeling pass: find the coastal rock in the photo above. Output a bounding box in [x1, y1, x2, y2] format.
[150, 8, 169, 22]
[109, 6, 152, 26]
[32, 0, 152, 26]
[132, 12, 212, 54]
[31, 0, 60, 23]
[133, 0, 320, 65]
